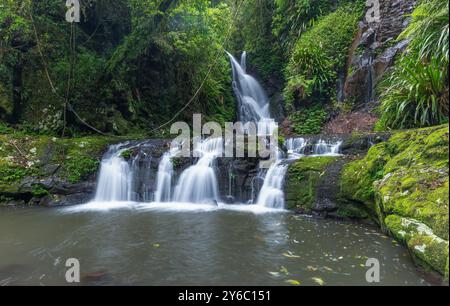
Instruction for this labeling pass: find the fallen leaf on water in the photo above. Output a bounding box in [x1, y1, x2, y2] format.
[268, 271, 280, 277]
[280, 266, 289, 275]
[152, 243, 160, 248]
[285, 279, 301, 285]
[306, 265, 318, 272]
[283, 251, 301, 258]
[323, 266, 333, 272]
[312, 277, 325, 286]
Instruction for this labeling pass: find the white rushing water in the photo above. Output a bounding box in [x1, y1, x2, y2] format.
[94, 145, 132, 202]
[88, 52, 343, 212]
[313, 139, 342, 156]
[286, 137, 308, 158]
[256, 163, 288, 208]
[154, 145, 180, 203]
[227, 51, 276, 135]
[173, 137, 223, 204]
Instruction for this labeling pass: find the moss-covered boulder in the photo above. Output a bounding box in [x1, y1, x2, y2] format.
[285, 156, 339, 213]
[340, 124, 449, 277]
[0, 131, 117, 206]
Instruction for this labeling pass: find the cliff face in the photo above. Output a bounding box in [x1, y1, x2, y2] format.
[343, 0, 417, 106]
[343, 0, 417, 105]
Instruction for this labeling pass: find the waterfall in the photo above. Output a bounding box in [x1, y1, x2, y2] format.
[227, 51, 276, 135]
[286, 138, 308, 156]
[154, 145, 180, 203]
[256, 162, 288, 209]
[313, 140, 342, 156]
[89, 51, 344, 210]
[172, 137, 223, 204]
[94, 145, 132, 202]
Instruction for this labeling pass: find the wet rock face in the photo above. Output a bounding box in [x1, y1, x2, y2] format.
[0, 136, 170, 207]
[217, 157, 260, 203]
[343, 0, 417, 105]
[285, 156, 341, 215]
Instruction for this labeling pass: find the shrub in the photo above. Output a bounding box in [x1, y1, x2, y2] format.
[284, 2, 364, 110]
[289, 104, 328, 135]
[378, 0, 449, 129]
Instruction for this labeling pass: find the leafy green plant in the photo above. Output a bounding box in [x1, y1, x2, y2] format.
[378, 0, 449, 129]
[31, 184, 49, 197]
[0, 164, 29, 182]
[288, 104, 328, 135]
[379, 56, 448, 129]
[65, 155, 100, 184]
[284, 2, 364, 109]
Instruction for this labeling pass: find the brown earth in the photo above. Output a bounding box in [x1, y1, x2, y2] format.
[322, 111, 378, 134]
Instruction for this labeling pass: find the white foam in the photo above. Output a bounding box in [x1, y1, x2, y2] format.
[61, 201, 286, 215]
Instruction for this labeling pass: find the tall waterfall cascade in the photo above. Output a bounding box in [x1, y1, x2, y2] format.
[227, 51, 276, 135]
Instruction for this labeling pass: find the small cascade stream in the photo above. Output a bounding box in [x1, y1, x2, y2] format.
[154, 145, 180, 203]
[172, 137, 223, 204]
[94, 144, 132, 202]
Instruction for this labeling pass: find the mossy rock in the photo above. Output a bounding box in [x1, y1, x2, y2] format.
[336, 203, 369, 219]
[0, 132, 117, 203]
[339, 124, 449, 277]
[285, 156, 338, 211]
[385, 215, 449, 276]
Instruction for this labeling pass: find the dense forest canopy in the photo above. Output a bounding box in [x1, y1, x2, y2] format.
[0, 0, 448, 137]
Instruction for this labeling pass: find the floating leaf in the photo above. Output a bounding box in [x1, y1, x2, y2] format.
[268, 271, 280, 277]
[285, 279, 301, 285]
[152, 243, 160, 248]
[280, 266, 289, 275]
[312, 277, 325, 286]
[283, 251, 301, 258]
[323, 266, 333, 272]
[306, 265, 318, 272]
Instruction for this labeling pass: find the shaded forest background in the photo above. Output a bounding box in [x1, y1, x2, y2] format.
[0, 0, 448, 137]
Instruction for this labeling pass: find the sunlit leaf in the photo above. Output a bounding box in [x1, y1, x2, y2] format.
[285, 279, 301, 285]
[312, 277, 325, 286]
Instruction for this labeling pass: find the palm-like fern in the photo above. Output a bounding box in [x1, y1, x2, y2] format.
[378, 0, 449, 129]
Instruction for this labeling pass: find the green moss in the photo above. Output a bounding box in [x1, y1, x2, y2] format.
[0, 164, 29, 183]
[120, 149, 133, 160]
[337, 203, 369, 219]
[58, 136, 114, 183]
[0, 132, 115, 191]
[340, 124, 449, 277]
[285, 156, 337, 211]
[385, 215, 449, 275]
[31, 184, 49, 197]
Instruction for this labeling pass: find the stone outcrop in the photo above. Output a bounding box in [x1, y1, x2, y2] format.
[343, 0, 417, 105]
[0, 133, 120, 207]
[339, 125, 449, 279]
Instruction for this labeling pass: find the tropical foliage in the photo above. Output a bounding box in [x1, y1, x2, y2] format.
[283, 2, 364, 111]
[378, 0, 449, 129]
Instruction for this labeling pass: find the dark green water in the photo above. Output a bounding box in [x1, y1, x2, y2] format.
[0, 203, 431, 286]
